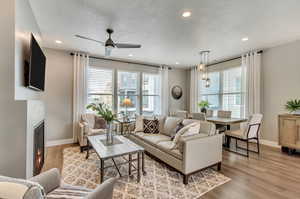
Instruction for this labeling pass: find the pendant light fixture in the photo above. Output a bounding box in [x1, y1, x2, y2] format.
[197, 50, 211, 87]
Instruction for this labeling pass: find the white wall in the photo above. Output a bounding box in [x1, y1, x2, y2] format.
[262, 40, 300, 142]
[43, 48, 74, 142]
[169, 69, 189, 112]
[0, 0, 28, 178]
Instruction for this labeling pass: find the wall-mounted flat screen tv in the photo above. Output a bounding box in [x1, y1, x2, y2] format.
[28, 34, 46, 91]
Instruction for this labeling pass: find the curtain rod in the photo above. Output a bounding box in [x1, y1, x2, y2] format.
[70, 53, 172, 69]
[207, 50, 263, 67]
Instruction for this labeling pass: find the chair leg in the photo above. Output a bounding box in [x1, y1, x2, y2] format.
[257, 138, 260, 154]
[235, 139, 238, 149]
[246, 140, 249, 157]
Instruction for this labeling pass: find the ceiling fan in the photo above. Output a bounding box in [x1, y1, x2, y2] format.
[75, 29, 141, 56]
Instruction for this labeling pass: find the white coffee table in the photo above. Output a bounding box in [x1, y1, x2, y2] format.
[86, 134, 145, 183]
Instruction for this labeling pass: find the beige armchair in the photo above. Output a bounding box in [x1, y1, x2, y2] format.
[30, 168, 116, 199]
[78, 114, 106, 152]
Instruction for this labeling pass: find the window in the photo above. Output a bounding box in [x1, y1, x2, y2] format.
[142, 73, 160, 116]
[200, 66, 245, 118]
[87, 67, 113, 109]
[117, 71, 139, 116]
[87, 67, 161, 116]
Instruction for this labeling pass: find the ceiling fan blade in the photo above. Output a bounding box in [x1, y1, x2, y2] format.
[105, 47, 112, 56]
[75, 35, 104, 45]
[115, 43, 141, 48]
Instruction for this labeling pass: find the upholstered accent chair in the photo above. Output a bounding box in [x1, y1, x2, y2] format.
[191, 112, 206, 121]
[30, 168, 116, 199]
[225, 114, 263, 157]
[78, 114, 106, 152]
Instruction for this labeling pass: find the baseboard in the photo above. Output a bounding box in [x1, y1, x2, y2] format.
[46, 138, 75, 147]
[259, 139, 280, 148]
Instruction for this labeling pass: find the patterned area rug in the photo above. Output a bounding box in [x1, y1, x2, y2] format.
[62, 147, 230, 199]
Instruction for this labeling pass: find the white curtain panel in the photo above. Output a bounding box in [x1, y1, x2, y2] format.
[73, 53, 89, 142]
[159, 66, 169, 116]
[242, 51, 261, 117]
[190, 66, 201, 113]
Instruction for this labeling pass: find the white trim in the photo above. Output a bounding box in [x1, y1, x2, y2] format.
[46, 138, 75, 147]
[260, 139, 280, 148]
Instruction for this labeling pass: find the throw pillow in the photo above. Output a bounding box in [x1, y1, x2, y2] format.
[171, 122, 185, 140]
[135, 115, 144, 132]
[94, 116, 107, 129]
[171, 122, 200, 149]
[162, 117, 183, 137]
[143, 119, 159, 134]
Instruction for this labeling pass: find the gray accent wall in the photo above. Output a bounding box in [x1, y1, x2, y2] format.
[43, 48, 74, 141]
[261, 40, 300, 142]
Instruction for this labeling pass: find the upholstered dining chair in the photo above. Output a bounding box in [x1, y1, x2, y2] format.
[191, 112, 206, 121]
[225, 114, 263, 157]
[173, 110, 188, 119]
[217, 110, 232, 118]
[206, 109, 213, 117]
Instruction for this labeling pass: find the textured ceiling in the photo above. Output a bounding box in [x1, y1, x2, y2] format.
[29, 0, 300, 67]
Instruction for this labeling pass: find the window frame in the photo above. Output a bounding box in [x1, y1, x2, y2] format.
[199, 67, 245, 118]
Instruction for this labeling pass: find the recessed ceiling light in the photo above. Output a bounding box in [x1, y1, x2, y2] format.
[242, 37, 249, 42]
[128, 54, 133, 57]
[175, 62, 180, 65]
[182, 11, 191, 18]
[55, 40, 62, 44]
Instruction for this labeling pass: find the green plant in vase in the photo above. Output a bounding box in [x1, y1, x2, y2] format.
[285, 99, 300, 115]
[198, 100, 210, 113]
[87, 102, 117, 144]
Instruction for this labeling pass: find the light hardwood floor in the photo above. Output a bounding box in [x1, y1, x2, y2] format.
[44, 143, 300, 199]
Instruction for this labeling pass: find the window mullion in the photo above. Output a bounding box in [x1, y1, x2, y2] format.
[113, 69, 118, 113]
[219, 71, 224, 110]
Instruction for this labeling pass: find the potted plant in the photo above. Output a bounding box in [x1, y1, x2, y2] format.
[285, 99, 300, 115]
[198, 100, 210, 113]
[87, 102, 117, 144]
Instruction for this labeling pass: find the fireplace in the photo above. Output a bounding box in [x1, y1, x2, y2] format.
[33, 121, 45, 176]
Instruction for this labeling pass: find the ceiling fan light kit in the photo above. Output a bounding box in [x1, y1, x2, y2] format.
[75, 28, 141, 57]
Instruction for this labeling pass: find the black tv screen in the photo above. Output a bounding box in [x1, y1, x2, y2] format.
[28, 34, 46, 91]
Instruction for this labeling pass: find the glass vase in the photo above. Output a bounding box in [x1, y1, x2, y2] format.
[106, 122, 114, 145]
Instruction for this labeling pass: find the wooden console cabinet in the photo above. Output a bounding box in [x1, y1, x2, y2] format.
[278, 114, 300, 154]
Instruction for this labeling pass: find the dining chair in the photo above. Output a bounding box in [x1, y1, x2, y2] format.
[225, 114, 263, 157]
[217, 110, 232, 118]
[191, 112, 206, 121]
[206, 110, 213, 117]
[173, 110, 188, 119]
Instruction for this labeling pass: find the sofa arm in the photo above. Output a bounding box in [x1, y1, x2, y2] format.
[87, 178, 117, 199]
[29, 168, 61, 194]
[182, 134, 223, 174]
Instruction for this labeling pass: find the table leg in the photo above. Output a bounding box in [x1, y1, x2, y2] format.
[100, 159, 104, 183]
[129, 154, 132, 176]
[86, 139, 89, 160]
[142, 152, 146, 175]
[137, 152, 141, 183]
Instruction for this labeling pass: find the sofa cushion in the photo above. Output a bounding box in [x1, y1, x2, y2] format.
[135, 115, 144, 132]
[162, 117, 182, 136]
[143, 119, 159, 134]
[157, 141, 183, 160]
[172, 122, 200, 150]
[134, 132, 171, 146]
[46, 184, 92, 199]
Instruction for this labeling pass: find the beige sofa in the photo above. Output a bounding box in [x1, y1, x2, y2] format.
[129, 116, 223, 184]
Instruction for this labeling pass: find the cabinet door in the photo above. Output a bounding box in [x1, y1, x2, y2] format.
[279, 118, 297, 147]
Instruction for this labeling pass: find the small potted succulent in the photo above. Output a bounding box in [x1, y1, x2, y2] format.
[87, 102, 117, 144]
[285, 99, 300, 115]
[198, 100, 210, 114]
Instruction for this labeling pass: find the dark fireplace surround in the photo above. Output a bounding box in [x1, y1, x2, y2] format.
[33, 121, 45, 176]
